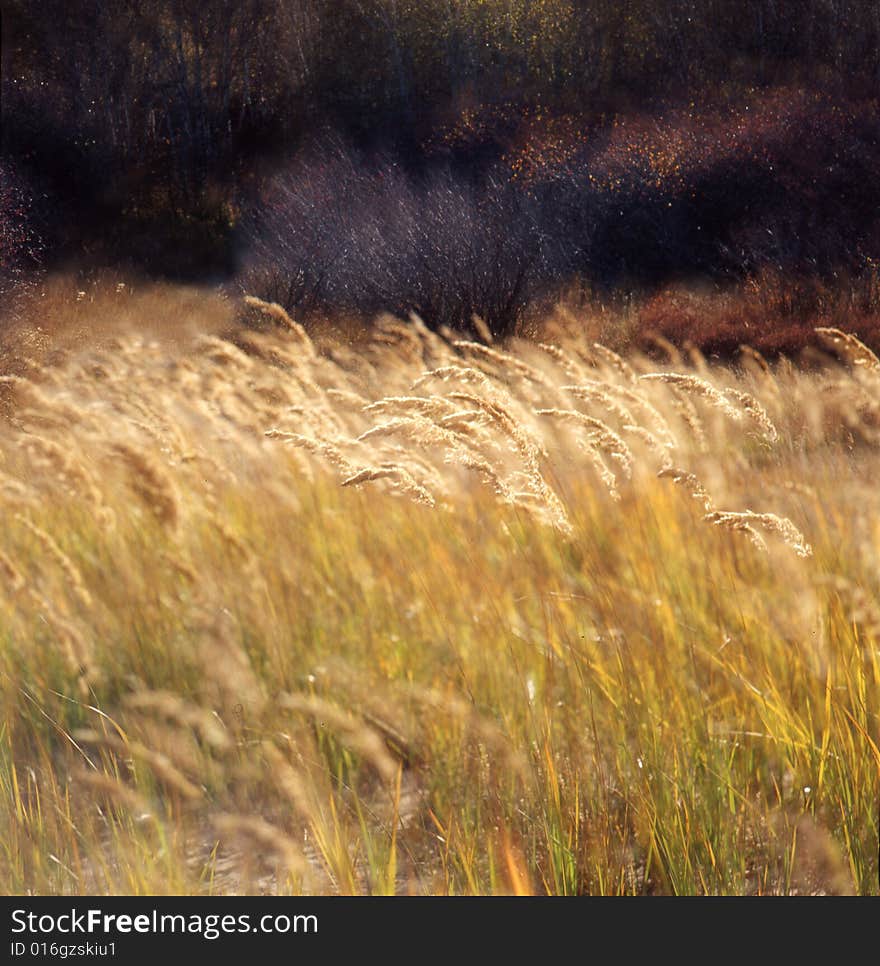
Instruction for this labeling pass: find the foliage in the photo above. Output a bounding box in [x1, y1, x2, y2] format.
[3, 1, 880, 281]
[242, 90, 880, 334]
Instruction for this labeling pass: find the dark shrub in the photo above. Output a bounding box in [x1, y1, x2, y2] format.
[241, 138, 554, 336]
[0, 159, 43, 323]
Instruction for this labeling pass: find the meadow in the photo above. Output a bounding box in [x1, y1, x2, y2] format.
[0, 281, 877, 896]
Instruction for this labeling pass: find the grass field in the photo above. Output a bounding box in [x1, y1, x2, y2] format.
[1, 283, 878, 895]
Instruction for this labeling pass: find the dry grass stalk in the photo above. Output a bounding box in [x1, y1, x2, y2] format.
[438, 409, 492, 433]
[38, 607, 98, 692]
[704, 510, 812, 557]
[536, 342, 588, 382]
[721, 388, 779, 442]
[197, 335, 257, 371]
[704, 513, 769, 553]
[72, 770, 151, 814]
[684, 340, 710, 374]
[196, 614, 267, 715]
[536, 408, 633, 480]
[20, 433, 107, 510]
[363, 396, 454, 418]
[407, 312, 455, 360]
[212, 813, 314, 884]
[668, 387, 707, 451]
[621, 424, 675, 466]
[453, 341, 551, 387]
[74, 730, 203, 799]
[640, 372, 745, 423]
[16, 514, 94, 609]
[411, 366, 492, 390]
[280, 693, 400, 785]
[657, 467, 714, 511]
[325, 388, 371, 409]
[341, 465, 436, 507]
[0, 375, 85, 426]
[590, 344, 638, 384]
[209, 517, 257, 566]
[405, 684, 530, 783]
[243, 295, 316, 358]
[264, 430, 358, 475]
[814, 327, 880, 372]
[642, 332, 684, 366]
[124, 691, 232, 751]
[562, 382, 636, 427]
[111, 443, 180, 529]
[160, 550, 198, 585]
[607, 384, 679, 449]
[579, 445, 620, 499]
[445, 450, 514, 501]
[446, 392, 546, 460]
[356, 415, 463, 451]
[471, 315, 494, 345]
[260, 742, 320, 828]
[0, 548, 26, 594]
[737, 344, 772, 375]
[443, 392, 569, 530]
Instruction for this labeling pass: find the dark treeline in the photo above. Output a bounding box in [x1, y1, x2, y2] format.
[2, 1, 880, 333]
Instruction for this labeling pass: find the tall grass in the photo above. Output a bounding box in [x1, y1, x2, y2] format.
[0, 285, 877, 895]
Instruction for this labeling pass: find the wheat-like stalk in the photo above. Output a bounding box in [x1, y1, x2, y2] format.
[668, 387, 708, 451]
[815, 327, 880, 372]
[454, 340, 551, 387]
[111, 443, 180, 529]
[212, 813, 315, 884]
[737, 344, 772, 375]
[35, 605, 98, 692]
[325, 387, 371, 409]
[74, 729, 204, 798]
[704, 510, 812, 557]
[197, 335, 257, 371]
[590, 343, 638, 384]
[607, 384, 678, 449]
[703, 512, 769, 553]
[356, 415, 463, 450]
[280, 692, 400, 784]
[536, 409, 633, 479]
[264, 430, 358, 475]
[16, 514, 94, 608]
[124, 690, 232, 751]
[721, 388, 779, 442]
[471, 315, 494, 345]
[0, 548, 25, 594]
[444, 450, 514, 501]
[411, 365, 492, 390]
[537, 342, 590, 382]
[657, 467, 714, 511]
[621, 424, 675, 467]
[1, 375, 86, 427]
[341, 464, 436, 507]
[438, 409, 492, 433]
[19, 433, 107, 510]
[363, 396, 454, 418]
[641, 332, 684, 366]
[562, 382, 636, 427]
[243, 295, 316, 358]
[640, 372, 746, 423]
[580, 445, 620, 499]
[72, 770, 151, 814]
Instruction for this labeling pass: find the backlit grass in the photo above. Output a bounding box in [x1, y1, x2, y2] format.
[1, 285, 877, 895]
